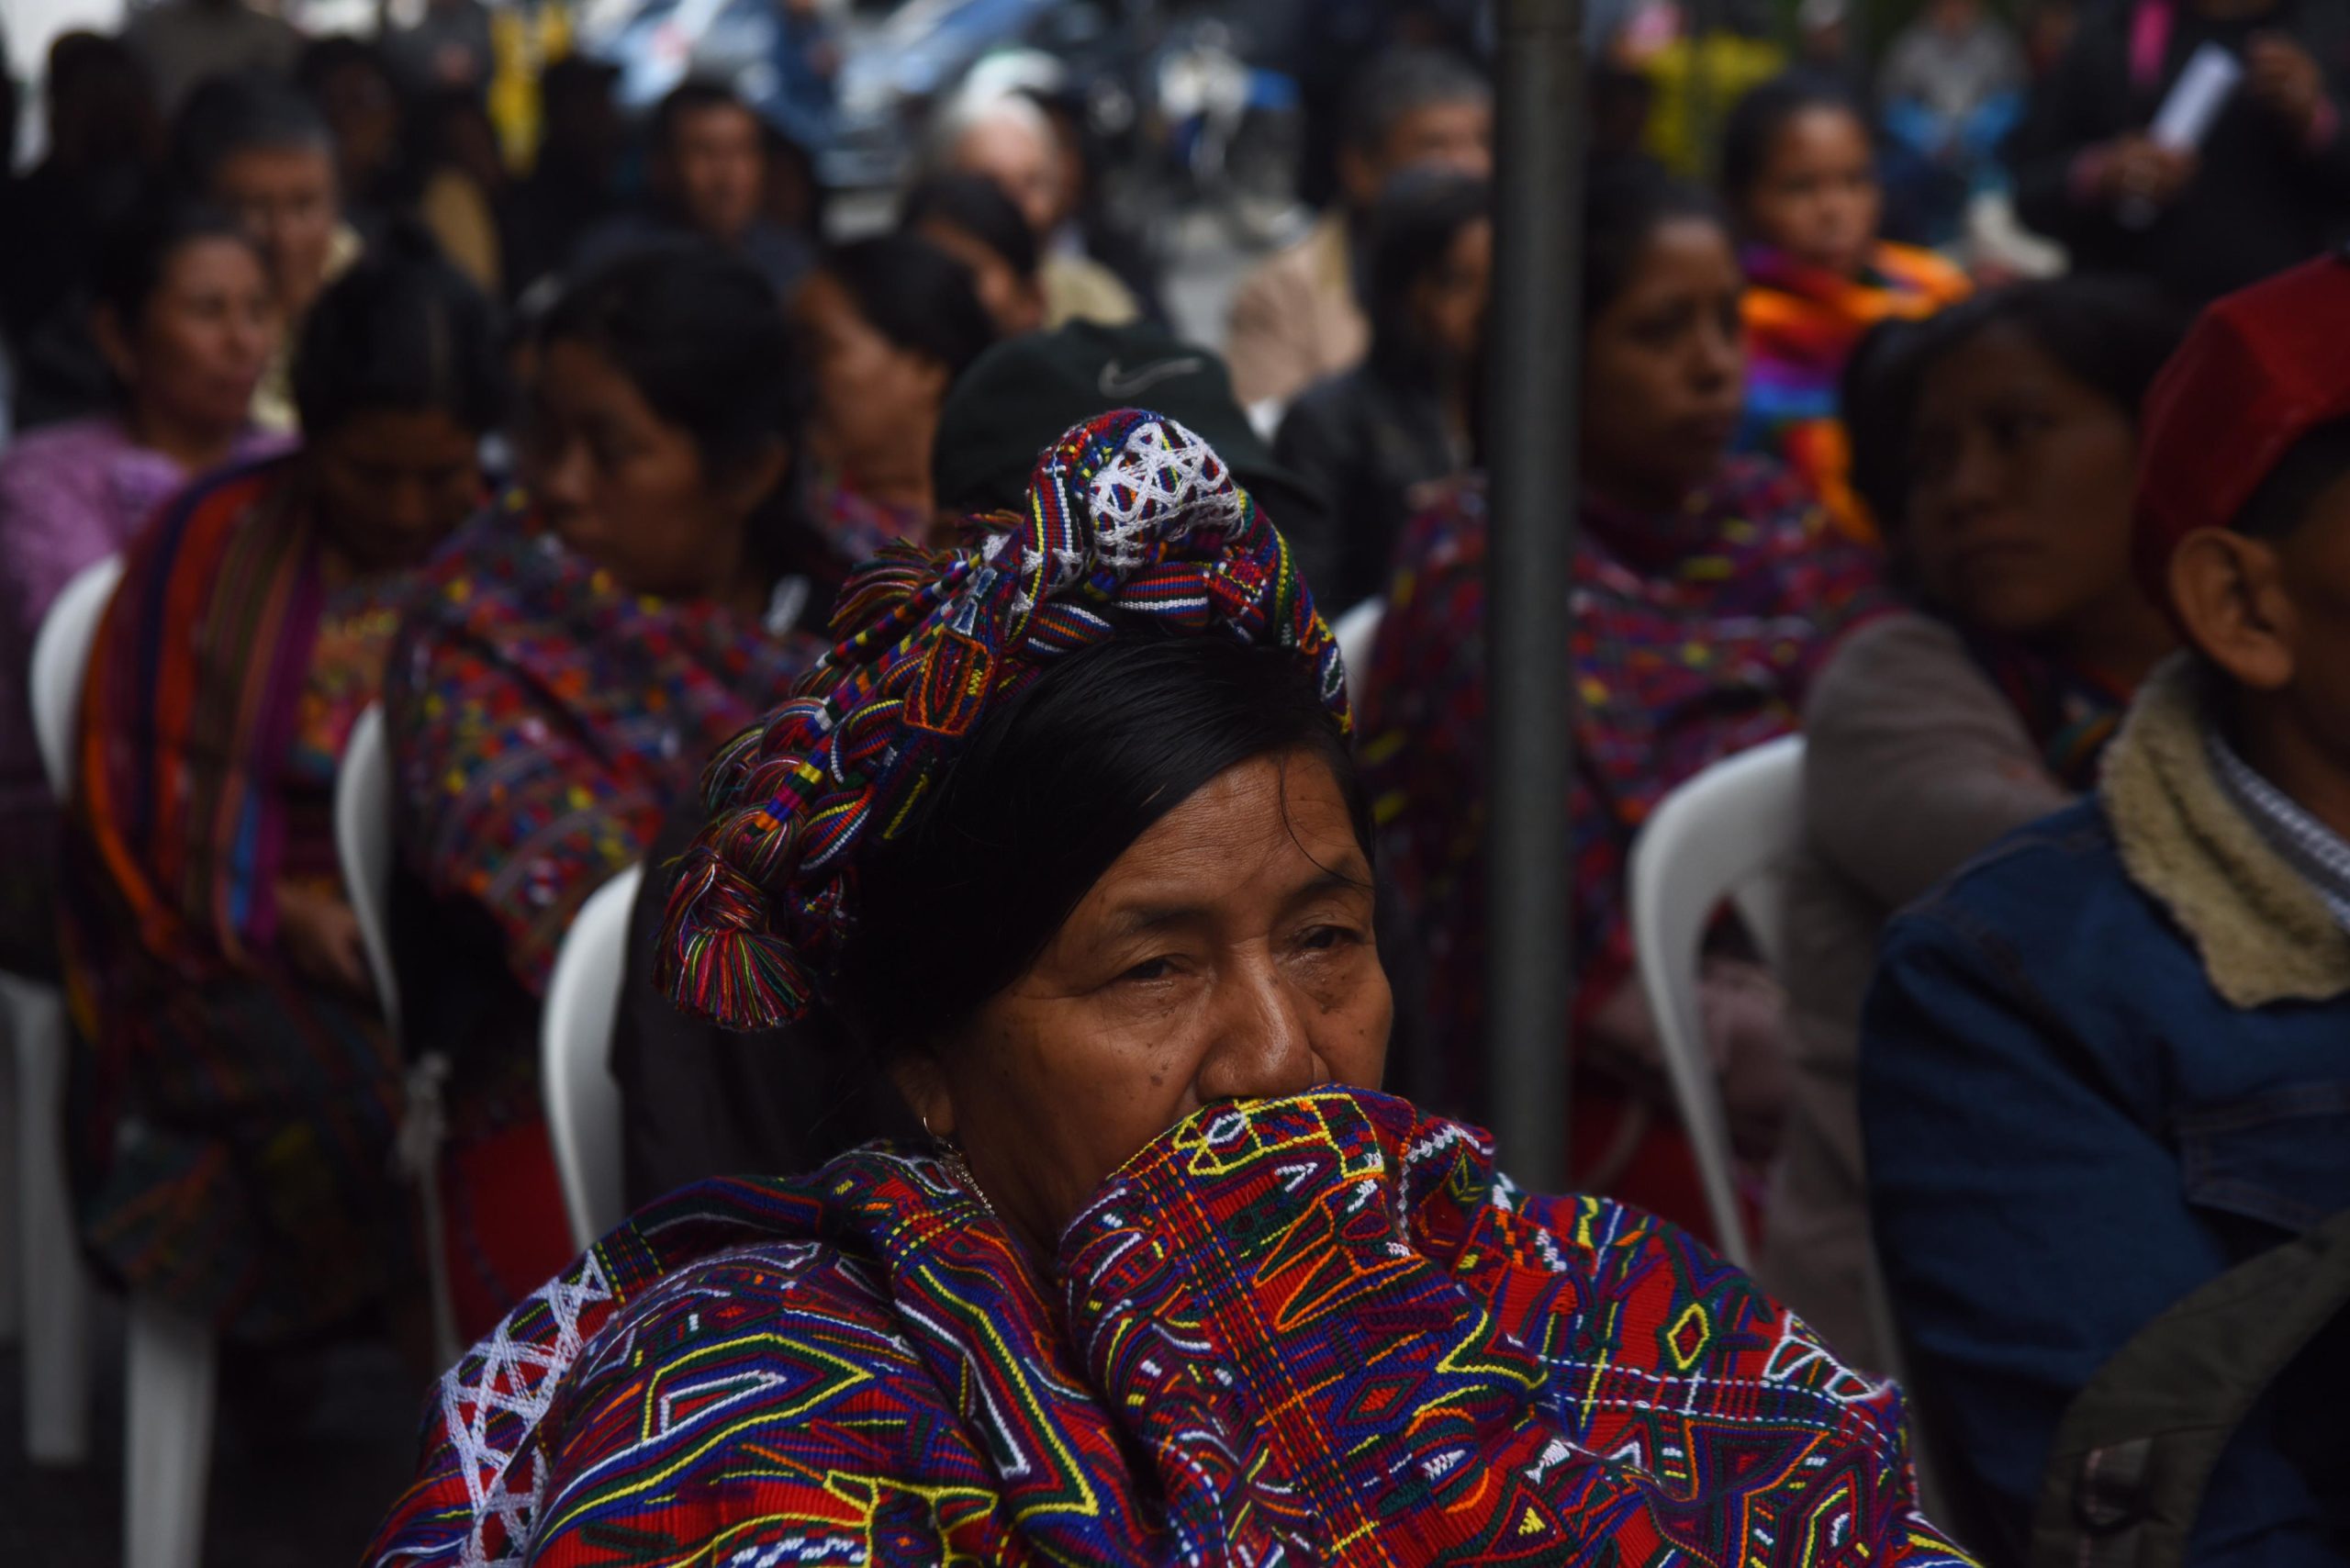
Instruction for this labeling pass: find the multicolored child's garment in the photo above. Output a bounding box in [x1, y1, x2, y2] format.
[366, 1088, 1975, 1565]
[1740, 241, 1970, 543]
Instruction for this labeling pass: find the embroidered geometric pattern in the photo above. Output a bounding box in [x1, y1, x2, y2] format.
[366, 1090, 1977, 1566]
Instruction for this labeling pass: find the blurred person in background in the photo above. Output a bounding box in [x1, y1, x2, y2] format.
[386, 247, 829, 1333]
[60, 239, 497, 1355]
[901, 172, 1048, 338]
[935, 92, 1140, 330]
[297, 36, 411, 242]
[1363, 165, 1886, 1240]
[2008, 0, 2350, 303]
[1275, 169, 1489, 613]
[410, 86, 509, 295]
[0, 202, 284, 977]
[125, 0, 302, 112]
[797, 234, 998, 562]
[1772, 279, 2186, 1370]
[578, 79, 811, 298]
[387, 0, 494, 92]
[177, 74, 364, 431]
[1226, 49, 1492, 410]
[0, 34, 166, 430]
[1726, 73, 1970, 543]
[1864, 254, 2350, 1561]
[502, 53, 621, 300]
[1877, 0, 2026, 248]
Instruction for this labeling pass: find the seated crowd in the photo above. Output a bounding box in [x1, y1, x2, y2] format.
[1, 16, 2347, 1566]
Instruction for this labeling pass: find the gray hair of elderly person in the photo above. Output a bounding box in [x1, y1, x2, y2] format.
[170, 72, 334, 194]
[1338, 49, 1490, 161]
[923, 89, 1065, 236]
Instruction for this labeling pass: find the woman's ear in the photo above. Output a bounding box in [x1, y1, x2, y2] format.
[2170, 528, 2297, 690]
[890, 1052, 956, 1141]
[92, 303, 138, 390]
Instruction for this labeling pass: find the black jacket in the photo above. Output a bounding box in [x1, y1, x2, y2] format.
[2008, 0, 2350, 302]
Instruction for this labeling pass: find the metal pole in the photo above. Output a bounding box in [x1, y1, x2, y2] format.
[1485, 0, 1583, 1192]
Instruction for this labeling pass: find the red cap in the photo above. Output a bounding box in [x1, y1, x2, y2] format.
[2135, 252, 2350, 618]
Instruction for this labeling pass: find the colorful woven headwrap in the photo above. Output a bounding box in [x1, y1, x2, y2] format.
[659, 409, 1349, 1030]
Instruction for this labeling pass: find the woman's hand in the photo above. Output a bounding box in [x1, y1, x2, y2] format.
[275, 879, 377, 1000]
[2247, 33, 2327, 140]
[2093, 133, 2197, 210]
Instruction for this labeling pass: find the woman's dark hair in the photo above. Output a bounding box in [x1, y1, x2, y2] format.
[821, 234, 998, 386]
[1842, 277, 2191, 532]
[1719, 72, 1867, 210]
[93, 198, 263, 342]
[1364, 167, 1489, 375]
[292, 227, 506, 438]
[2237, 417, 2350, 542]
[833, 629, 1369, 1054]
[900, 173, 1040, 281]
[539, 242, 811, 569]
[1583, 161, 1726, 323]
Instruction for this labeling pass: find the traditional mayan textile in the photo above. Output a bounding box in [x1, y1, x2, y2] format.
[386, 493, 826, 997]
[1360, 465, 1887, 1226]
[662, 408, 1345, 1028]
[1740, 241, 1970, 543]
[364, 1088, 1973, 1565]
[62, 456, 414, 1340]
[1962, 629, 2132, 792]
[386, 495, 828, 1332]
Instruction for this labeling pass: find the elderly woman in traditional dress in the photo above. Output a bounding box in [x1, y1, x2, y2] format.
[368, 409, 1969, 1565]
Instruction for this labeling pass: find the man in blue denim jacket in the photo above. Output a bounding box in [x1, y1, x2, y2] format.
[1861, 253, 2350, 1563]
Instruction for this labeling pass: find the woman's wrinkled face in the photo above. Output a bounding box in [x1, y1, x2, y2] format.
[1905, 325, 2146, 640]
[1743, 106, 1880, 277]
[903, 751, 1393, 1257]
[1581, 215, 1746, 510]
[524, 337, 778, 599]
[309, 406, 480, 576]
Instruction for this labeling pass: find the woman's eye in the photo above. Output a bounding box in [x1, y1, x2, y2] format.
[1298, 924, 1355, 953]
[1118, 957, 1175, 984]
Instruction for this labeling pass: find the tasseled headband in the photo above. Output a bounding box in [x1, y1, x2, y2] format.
[657, 409, 1350, 1029]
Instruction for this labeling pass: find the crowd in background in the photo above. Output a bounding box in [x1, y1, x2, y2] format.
[1, 0, 2348, 1558]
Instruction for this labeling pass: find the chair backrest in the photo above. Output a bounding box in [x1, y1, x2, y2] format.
[541, 861, 642, 1249]
[30, 554, 126, 801]
[334, 705, 403, 1036]
[1331, 598, 1384, 713]
[1627, 733, 1807, 1269]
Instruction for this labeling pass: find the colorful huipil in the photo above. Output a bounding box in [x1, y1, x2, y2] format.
[385, 495, 826, 1329]
[1740, 241, 1971, 543]
[1360, 464, 1888, 1230]
[62, 455, 415, 1340]
[364, 1088, 1975, 1566]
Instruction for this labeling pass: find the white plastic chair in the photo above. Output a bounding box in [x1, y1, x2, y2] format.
[332, 703, 463, 1367]
[333, 705, 402, 1036]
[1626, 734, 1807, 1270]
[30, 554, 221, 1562]
[1331, 598, 1384, 714]
[13, 553, 124, 1465]
[541, 864, 642, 1249]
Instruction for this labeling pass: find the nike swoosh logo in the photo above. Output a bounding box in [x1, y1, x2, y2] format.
[1098, 356, 1207, 400]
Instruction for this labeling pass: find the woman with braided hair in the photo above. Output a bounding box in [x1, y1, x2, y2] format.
[366, 409, 1969, 1566]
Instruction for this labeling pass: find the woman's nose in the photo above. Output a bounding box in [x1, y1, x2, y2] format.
[1193, 953, 1321, 1104]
